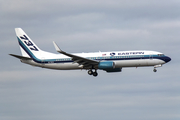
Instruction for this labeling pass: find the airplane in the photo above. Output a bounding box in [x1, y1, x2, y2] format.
[10, 28, 171, 77]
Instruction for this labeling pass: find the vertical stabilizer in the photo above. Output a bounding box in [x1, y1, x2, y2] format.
[15, 28, 42, 59]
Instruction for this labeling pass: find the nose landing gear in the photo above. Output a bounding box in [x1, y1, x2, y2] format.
[88, 69, 98, 77]
[153, 64, 162, 72]
[153, 68, 157, 72]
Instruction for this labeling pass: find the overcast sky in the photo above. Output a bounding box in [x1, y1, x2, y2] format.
[0, 0, 180, 120]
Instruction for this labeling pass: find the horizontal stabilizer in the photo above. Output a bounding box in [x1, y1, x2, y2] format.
[9, 54, 32, 60]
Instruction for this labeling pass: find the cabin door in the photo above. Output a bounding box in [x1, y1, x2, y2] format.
[149, 53, 153, 60]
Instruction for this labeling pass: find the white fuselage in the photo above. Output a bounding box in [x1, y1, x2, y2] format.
[21, 50, 166, 70]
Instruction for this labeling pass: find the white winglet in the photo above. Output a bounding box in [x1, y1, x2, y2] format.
[53, 41, 62, 53]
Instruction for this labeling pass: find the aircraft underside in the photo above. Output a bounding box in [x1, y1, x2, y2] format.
[21, 58, 165, 77]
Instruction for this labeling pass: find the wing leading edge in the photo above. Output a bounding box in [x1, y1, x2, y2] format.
[53, 41, 99, 69]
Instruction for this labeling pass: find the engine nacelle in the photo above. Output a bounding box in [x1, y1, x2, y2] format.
[98, 61, 115, 70]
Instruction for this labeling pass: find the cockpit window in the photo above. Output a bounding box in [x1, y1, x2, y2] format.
[158, 54, 164, 56]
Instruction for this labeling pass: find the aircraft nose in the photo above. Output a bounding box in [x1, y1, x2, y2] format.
[164, 56, 171, 63]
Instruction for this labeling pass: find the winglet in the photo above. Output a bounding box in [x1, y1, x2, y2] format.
[53, 41, 63, 53]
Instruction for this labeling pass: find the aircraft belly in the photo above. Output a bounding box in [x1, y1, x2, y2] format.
[44, 63, 81, 70]
[114, 59, 162, 67]
[147, 59, 164, 66]
[114, 60, 143, 67]
[21, 60, 81, 70]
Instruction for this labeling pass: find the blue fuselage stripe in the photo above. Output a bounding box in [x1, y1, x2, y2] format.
[18, 37, 168, 64]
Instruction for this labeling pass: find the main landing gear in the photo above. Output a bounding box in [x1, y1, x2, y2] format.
[88, 69, 98, 77]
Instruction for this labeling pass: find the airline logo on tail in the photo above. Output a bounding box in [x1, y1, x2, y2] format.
[20, 35, 39, 51]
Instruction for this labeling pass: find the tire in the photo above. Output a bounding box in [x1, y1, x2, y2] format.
[88, 70, 93, 75]
[93, 72, 98, 77]
[153, 69, 157, 72]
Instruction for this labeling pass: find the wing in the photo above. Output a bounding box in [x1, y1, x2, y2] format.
[53, 41, 99, 69]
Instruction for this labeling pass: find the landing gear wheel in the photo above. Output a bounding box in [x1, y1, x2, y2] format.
[88, 70, 93, 75]
[153, 69, 157, 72]
[93, 72, 98, 77]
